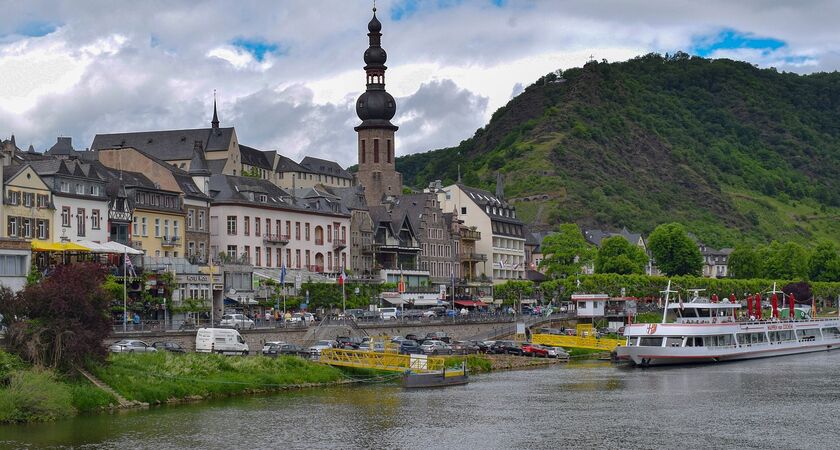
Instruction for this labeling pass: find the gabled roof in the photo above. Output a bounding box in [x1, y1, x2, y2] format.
[322, 185, 369, 211]
[46, 137, 74, 155]
[208, 174, 348, 217]
[239, 144, 272, 170]
[584, 228, 644, 248]
[2, 164, 29, 182]
[456, 183, 522, 225]
[91, 127, 234, 161]
[369, 205, 413, 237]
[300, 156, 351, 179]
[391, 193, 435, 234]
[274, 154, 308, 173]
[206, 158, 227, 174]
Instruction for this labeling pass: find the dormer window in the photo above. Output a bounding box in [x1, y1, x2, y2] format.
[259, 194, 267, 203]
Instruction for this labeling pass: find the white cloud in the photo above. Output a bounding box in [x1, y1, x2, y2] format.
[2, 0, 840, 162]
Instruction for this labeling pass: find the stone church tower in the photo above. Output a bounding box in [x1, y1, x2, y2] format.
[355, 7, 402, 206]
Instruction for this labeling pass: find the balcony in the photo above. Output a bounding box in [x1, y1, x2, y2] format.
[461, 229, 481, 241]
[333, 238, 347, 250]
[460, 252, 488, 262]
[360, 243, 374, 254]
[315, 238, 324, 245]
[375, 237, 420, 251]
[161, 236, 180, 247]
[306, 265, 324, 273]
[263, 233, 290, 245]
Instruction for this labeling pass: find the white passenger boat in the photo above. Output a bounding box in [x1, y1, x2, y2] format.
[616, 282, 840, 366]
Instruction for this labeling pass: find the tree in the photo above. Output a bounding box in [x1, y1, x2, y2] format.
[595, 236, 648, 275]
[727, 245, 763, 279]
[494, 280, 534, 307]
[782, 281, 812, 304]
[0, 263, 112, 369]
[538, 223, 596, 278]
[763, 241, 810, 280]
[647, 223, 702, 276]
[809, 240, 840, 282]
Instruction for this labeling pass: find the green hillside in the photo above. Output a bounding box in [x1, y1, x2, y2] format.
[396, 53, 840, 248]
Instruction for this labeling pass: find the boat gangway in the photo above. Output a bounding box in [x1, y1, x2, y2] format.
[531, 333, 625, 352]
[318, 348, 446, 373]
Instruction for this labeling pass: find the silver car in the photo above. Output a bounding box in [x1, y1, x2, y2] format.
[219, 314, 255, 330]
[109, 339, 157, 353]
[420, 340, 452, 355]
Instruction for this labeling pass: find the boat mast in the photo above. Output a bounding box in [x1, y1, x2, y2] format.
[661, 280, 677, 324]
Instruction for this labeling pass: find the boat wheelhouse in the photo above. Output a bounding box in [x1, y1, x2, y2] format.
[616, 284, 840, 366]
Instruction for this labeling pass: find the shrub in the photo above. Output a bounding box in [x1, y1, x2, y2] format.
[0, 370, 74, 424]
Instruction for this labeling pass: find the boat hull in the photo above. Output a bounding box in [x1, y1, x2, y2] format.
[617, 340, 840, 366]
[402, 371, 469, 388]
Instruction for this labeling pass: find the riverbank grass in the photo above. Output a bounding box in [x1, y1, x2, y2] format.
[444, 355, 493, 373]
[0, 351, 116, 424]
[90, 352, 346, 404]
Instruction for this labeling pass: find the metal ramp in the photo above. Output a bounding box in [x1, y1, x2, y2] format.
[318, 349, 445, 373]
[531, 333, 624, 351]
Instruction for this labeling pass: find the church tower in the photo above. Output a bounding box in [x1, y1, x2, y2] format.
[355, 7, 402, 206]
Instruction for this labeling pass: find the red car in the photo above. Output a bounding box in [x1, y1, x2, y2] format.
[521, 344, 549, 357]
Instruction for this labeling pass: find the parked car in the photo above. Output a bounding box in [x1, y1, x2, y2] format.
[358, 342, 386, 352]
[152, 341, 185, 353]
[401, 310, 425, 320]
[420, 340, 453, 355]
[470, 340, 493, 354]
[378, 307, 399, 320]
[422, 309, 439, 318]
[219, 314, 255, 330]
[109, 339, 156, 353]
[308, 340, 337, 356]
[404, 333, 423, 342]
[262, 341, 287, 355]
[263, 343, 308, 357]
[344, 309, 365, 319]
[336, 336, 362, 349]
[521, 344, 549, 357]
[399, 339, 423, 355]
[424, 331, 451, 343]
[288, 312, 315, 325]
[390, 335, 405, 343]
[451, 341, 480, 355]
[490, 340, 523, 355]
[195, 328, 249, 355]
[544, 346, 569, 359]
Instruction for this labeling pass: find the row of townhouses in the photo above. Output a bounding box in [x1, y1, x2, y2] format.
[0, 10, 526, 321]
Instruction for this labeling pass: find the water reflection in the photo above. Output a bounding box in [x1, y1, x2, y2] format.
[3, 352, 840, 449]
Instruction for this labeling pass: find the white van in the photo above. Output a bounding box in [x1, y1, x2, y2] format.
[195, 328, 249, 355]
[379, 307, 399, 320]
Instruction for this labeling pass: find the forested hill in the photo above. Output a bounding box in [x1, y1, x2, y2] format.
[396, 53, 840, 248]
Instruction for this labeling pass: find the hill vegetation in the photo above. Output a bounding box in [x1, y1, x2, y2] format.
[396, 52, 840, 248]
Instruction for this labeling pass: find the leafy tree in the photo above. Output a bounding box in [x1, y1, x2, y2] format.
[494, 280, 534, 307]
[0, 263, 111, 369]
[647, 223, 702, 276]
[727, 245, 763, 279]
[763, 241, 810, 280]
[809, 240, 840, 282]
[538, 223, 595, 278]
[595, 236, 648, 275]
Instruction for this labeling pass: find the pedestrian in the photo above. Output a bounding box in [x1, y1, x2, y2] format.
[265, 310, 271, 322]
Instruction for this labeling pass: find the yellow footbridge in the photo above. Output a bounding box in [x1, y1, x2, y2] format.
[531, 324, 625, 352]
[318, 348, 446, 373]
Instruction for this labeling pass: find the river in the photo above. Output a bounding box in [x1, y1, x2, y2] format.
[2, 352, 840, 449]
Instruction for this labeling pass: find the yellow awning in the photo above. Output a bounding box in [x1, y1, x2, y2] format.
[30, 240, 91, 252]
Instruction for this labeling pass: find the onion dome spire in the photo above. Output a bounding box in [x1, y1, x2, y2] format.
[355, 6, 397, 131]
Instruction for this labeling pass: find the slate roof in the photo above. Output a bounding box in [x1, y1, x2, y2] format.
[208, 174, 348, 217]
[239, 144, 272, 170]
[2, 164, 28, 182]
[322, 185, 369, 211]
[368, 205, 410, 236]
[46, 137, 74, 155]
[28, 159, 104, 181]
[584, 227, 644, 248]
[274, 154, 308, 173]
[300, 156, 352, 179]
[391, 193, 435, 235]
[456, 183, 522, 225]
[206, 159, 227, 174]
[91, 127, 234, 161]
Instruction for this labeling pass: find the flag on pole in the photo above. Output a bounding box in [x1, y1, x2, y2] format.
[124, 253, 137, 278]
[280, 264, 287, 285]
[398, 273, 406, 293]
[338, 267, 346, 286]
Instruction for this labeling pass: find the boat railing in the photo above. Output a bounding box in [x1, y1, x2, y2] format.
[738, 317, 839, 327]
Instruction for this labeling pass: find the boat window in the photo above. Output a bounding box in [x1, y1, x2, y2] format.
[822, 327, 840, 338]
[638, 337, 663, 347]
[698, 308, 711, 317]
[666, 337, 682, 347]
[800, 329, 820, 340]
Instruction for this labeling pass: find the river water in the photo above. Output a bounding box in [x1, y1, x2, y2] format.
[2, 352, 840, 449]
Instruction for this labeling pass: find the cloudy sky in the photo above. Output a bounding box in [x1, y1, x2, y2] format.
[2, 0, 839, 166]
